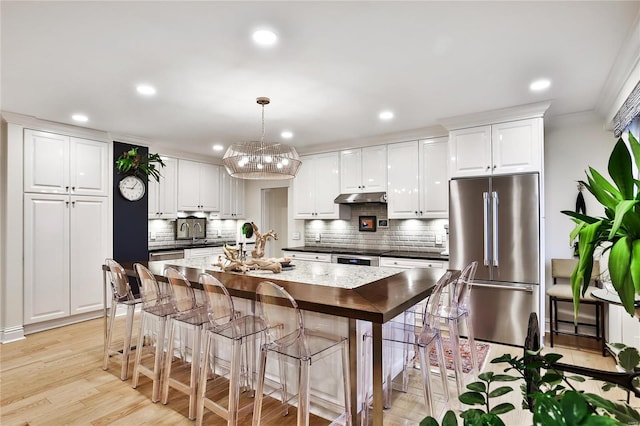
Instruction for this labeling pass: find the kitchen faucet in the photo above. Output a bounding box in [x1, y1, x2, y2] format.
[193, 222, 203, 243]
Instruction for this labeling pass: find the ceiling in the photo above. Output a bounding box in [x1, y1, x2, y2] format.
[2, 1, 639, 160]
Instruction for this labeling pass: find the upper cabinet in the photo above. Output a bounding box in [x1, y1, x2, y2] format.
[340, 145, 387, 193]
[24, 129, 108, 196]
[177, 159, 220, 211]
[148, 156, 178, 219]
[387, 138, 449, 219]
[449, 118, 542, 178]
[220, 171, 245, 219]
[293, 152, 347, 219]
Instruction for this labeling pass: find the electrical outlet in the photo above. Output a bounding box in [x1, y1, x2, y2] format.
[292, 232, 301, 240]
[315, 232, 321, 242]
[435, 234, 443, 244]
[150, 231, 156, 241]
[217, 229, 222, 237]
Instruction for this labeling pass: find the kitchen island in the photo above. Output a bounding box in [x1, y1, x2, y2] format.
[106, 258, 457, 425]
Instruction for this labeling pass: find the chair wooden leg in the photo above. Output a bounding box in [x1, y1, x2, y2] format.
[549, 297, 555, 348]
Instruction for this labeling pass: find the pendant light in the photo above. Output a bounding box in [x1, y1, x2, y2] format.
[222, 97, 302, 179]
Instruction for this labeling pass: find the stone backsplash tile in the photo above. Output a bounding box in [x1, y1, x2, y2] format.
[148, 218, 238, 249]
[304, 204, 448, 253]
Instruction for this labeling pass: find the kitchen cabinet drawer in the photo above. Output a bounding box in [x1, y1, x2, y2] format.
[380, 257, 446, 269]
[184, 246, 224, 258]
[282, 250, 331, 263]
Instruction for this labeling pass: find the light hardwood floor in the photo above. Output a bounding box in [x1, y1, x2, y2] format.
[1, 316, 637, 425]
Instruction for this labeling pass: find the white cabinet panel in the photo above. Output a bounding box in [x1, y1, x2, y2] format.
[149, 156, 177, 218]
[24, 130, 69, 193]
[450, 118, 542, 178]
[70, 137, 109, 196]
[293, 152, 343, 219]
[379, 257, 446, 269]
[178, 159, 220, 212]
[491, 118, 541, 175]
[387, 141, 420, 218]
[24, 130, 108, 196]
[282, 250, 331, 263]
[24, 194, 70, 323]
[449, 126, 492, 178]
[421, 139, 449, 218]
[70, 196, 109, 314]
[340, 146, 386, 193]
[220, 172, 245, 219]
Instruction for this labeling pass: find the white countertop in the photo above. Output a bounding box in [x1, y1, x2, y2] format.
[164, 257, 406, 289]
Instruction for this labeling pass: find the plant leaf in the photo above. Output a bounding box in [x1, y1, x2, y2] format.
[571, 222, 601, 318]
[543, 353, 564, 364]
[585, 171, 621, 209]
[618, 346, 640, 372]
[466, 381, 486, 392]
[628, 132, 640, 186]
[561, 210, 601, 225]
[441, 410, 458, 426]
[488, 386, 513, 398]
[490, 374, 519, 382]
[489, 403, 515, 415]
[630, 239, 640, 294]
[609, 236, 636, 315]
[560, 390, 589, 425]
[419, 416, 440, 426]
[588, 168, 622, 201]
[459, 391, 485, 406]
[608, 138, 634, 199]
[532, 392, 565, 426]
[608, 200, 639, 239]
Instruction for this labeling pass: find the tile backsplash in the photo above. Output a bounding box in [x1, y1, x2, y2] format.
[148, 218, 238, 249]
[303, 204, 448, 253]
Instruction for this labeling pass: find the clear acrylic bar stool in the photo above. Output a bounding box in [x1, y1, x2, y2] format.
[196, 273, 267, 426]
[429, 261, 479, 397]
[252, 281, 352, 426]
[161, 267, 209, 420]
[103, 258, 141, 380]
[361, 271, 455, 424]
[131, 263, 175, 402]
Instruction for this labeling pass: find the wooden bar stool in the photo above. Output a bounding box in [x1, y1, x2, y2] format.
[547, 258, 606, 356]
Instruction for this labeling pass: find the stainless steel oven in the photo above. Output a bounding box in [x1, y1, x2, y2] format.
[331, 254, 379, 267]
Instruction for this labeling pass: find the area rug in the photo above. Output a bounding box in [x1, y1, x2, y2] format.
[428, 338, 490, 374]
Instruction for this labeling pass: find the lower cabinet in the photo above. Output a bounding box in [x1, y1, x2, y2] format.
[379, 257, 446, 270]
[24, 193, 109, 324]
[281, 250, 331, 263]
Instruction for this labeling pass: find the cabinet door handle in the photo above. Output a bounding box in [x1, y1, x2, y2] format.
[493, 165, 497, 169]
[71, 201, 75, 207]
[65, 186, 69, 191]
[72, 186, 75, 191]
[486, 166, 490, 171]
[65, 201, 69, 206]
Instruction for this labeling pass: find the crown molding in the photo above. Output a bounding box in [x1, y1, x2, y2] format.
[438, 101, 552, 131]
[596, 10, 640, 129]
[1, 111, 111, 142]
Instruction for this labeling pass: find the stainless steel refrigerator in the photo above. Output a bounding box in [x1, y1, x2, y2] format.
[449, 173, 540, 346]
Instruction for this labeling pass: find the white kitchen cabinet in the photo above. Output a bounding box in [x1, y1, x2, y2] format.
[184, 246, 225, 258]
[293, 152, 348, 219]
[387, 138, 448, 219]
[340, 145, 387, 193]
[177, 159, 220, 211]
[282, 250, 331, 263]
[449, 118, 542, 178]
[220, 172, 245, 219]
[379, 257, 447, 270]
[148, 156, 177, 219]
[24, 129, 108, 196]
[24, 193, 108, 324]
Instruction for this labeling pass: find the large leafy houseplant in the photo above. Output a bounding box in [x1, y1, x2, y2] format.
[115, 147, 166, 183]
[561, 131, 640, 317]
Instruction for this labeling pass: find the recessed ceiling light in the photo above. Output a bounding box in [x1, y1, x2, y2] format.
[529, 79, 551, 92]
[281, 131, 293, 139]
[379, 110, 394, 121]
[72, 114, 88, 122]
[253, 30, 277, 46]
[136, 84, 157, 96]
[212, 144, 224, 151]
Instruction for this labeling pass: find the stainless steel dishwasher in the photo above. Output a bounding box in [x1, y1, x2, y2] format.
[148, 250, 185, 261]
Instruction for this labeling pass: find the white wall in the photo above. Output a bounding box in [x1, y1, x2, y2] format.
[244, 179, 303, 251]
[543, 111, 617, 331]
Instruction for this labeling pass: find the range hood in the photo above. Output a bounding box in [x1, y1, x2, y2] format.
[334, 192, 387, 204]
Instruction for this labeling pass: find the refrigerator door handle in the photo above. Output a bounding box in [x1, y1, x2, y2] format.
[483, 191, 490, 266]
[492, 191, 499, 266]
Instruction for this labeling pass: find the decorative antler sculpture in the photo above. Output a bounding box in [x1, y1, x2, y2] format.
[212, 222, 289, 273]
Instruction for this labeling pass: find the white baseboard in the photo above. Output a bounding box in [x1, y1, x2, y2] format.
[1, 325, 25, 343]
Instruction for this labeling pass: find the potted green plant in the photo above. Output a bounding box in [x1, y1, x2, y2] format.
[115, 147, 166, 183]
[561, 131, 640, 317]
